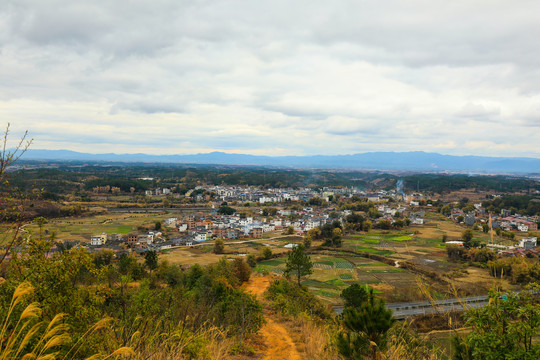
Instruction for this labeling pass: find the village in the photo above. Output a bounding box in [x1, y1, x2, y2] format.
[80, 184, 539, 260]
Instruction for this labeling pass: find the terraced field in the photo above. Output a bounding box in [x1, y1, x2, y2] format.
[255, 254, 410, 304]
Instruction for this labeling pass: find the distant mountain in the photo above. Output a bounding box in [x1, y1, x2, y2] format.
[20, 149, 540, 174]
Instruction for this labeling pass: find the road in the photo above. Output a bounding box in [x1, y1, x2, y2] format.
[335, 291, 538, 320]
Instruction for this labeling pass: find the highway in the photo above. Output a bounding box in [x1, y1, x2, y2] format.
[335, 291, 537, 319]
[333, 294, 490, 319]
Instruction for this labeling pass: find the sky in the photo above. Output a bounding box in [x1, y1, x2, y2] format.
[1, 0, 539, 158]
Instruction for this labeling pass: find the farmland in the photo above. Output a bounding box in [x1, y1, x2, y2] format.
[13, 206, 527, 307]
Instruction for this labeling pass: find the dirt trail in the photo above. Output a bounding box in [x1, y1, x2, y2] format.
[244, 276, 301, 360]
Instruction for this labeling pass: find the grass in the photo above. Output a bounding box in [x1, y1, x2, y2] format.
[388, 235, 412, 241]
[302, 279, 338, 289]
[0, 282, 133, 360]
[353, 247, 394, 256]
[259, 259, 285, 266]
[315, 261, 334, 266]
[314, 290, 340, 298]
[356, 263, 389, 267]
[325, 278, 347, 287]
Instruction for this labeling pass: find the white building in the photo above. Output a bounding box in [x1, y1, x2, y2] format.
[519, 237, 537, 250]
[90, 233, 107, 246]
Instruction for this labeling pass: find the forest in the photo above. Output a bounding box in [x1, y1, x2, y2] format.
[7, 161, 540, 197]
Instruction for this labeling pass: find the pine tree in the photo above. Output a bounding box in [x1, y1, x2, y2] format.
[337, 288, 394, 359]
[284, 244, 313, 285]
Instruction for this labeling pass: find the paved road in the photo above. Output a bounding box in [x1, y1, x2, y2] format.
[335, 291, 537, 319]
[191, 234, 301, 247]
[106, 207, 212, 212]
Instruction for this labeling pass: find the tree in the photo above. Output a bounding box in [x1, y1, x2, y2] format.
[461, 229, 479, 249]
[284, 244, 313, 285]
[285, 226, 295, 235]
[393, 219, 404, 229]
[337, 289, 395, 360]
[341, 284, 369, 309]
[0, 123, 32, 178]
[93, 249, 114, 268]
[331, 227, 343, 247]
[482, 223, 489, 233]
[362, 220, 372, 232]
[0, 124, 32, 268]
[154, 220, 162, 231]
[144, 250, 158, 272]
[246, 254, 257, 268]
[261, 247, 272, 260]
[377, 220, 391, 230]
[232, 258, 251, 284]
[452, 289, 540, 359]
[213, 239, 225, 254]
[217, 206, 236, 215]
[303, 234, 312, 249]
[442, 234, 448, 243]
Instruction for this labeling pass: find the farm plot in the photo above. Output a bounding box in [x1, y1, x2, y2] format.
[254, 258, 287, 274]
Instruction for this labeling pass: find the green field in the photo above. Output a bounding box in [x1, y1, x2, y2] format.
[256, 254, 390, 304]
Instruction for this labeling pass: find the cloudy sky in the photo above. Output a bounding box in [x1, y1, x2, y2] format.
[1, 0, 539, 158]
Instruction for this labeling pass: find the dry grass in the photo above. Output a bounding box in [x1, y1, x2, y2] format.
[1, 282, 71, 360]
[128, 326, 233, 360]
[0, 282, 135, 360]
[292, 317, 340, 360]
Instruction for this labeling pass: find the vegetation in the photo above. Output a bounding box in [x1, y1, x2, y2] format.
[213, 239, 225, 254]
[284, 244, 313, 285]
[2, 128, 540, 359]
[403, 174, 540, 194]
[452, 288, 540, 359]
[337, 288, 395, 359]
[266, 278, 330, 319]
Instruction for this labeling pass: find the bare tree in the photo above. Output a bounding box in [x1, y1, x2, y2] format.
[0, 123, 32, 268]
[0, 123, 32, 178]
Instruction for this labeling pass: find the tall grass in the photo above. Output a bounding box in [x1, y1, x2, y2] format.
[0, 281, 134, 360]
[293, 317, 339, 360]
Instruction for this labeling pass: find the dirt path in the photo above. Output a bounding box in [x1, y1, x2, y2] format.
[244, 276, 301, 360]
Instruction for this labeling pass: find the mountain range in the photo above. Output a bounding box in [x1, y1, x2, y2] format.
[20, 149, 540, 174]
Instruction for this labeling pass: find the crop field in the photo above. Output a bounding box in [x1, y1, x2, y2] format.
[22, 211, 175, 242]
[254, 253, 418, 304]
[20, 207, 523, 303]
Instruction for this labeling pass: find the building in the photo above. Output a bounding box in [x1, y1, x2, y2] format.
[90, 233, 107, 246]
[519, 237, 537, 251]
[251, 227, 263, 238]
[127, 233, 139, 246]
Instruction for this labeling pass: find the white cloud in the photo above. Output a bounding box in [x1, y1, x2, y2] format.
[0, 0, 539, 158]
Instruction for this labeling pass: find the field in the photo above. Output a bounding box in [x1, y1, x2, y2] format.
[159, 237, 301, 266]
[21, 210, 208, 242]
[255, 253, 416, 304]
[20, 207, 523, 305]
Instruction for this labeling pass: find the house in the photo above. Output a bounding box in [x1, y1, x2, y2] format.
[251, 227, 263, 238]
[194, 232, 207, 242]
[138, 234, 153, 245]
[164, 217, 178, 226]
[501, 209, 512, 217]
[464, 214, 476, 226]
[127, 233, 139, 246]
[519, 237, 537, 251]
[90, 233, 107, 246]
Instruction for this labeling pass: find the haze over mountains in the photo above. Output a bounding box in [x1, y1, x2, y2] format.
[21, 149, 540, 174]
